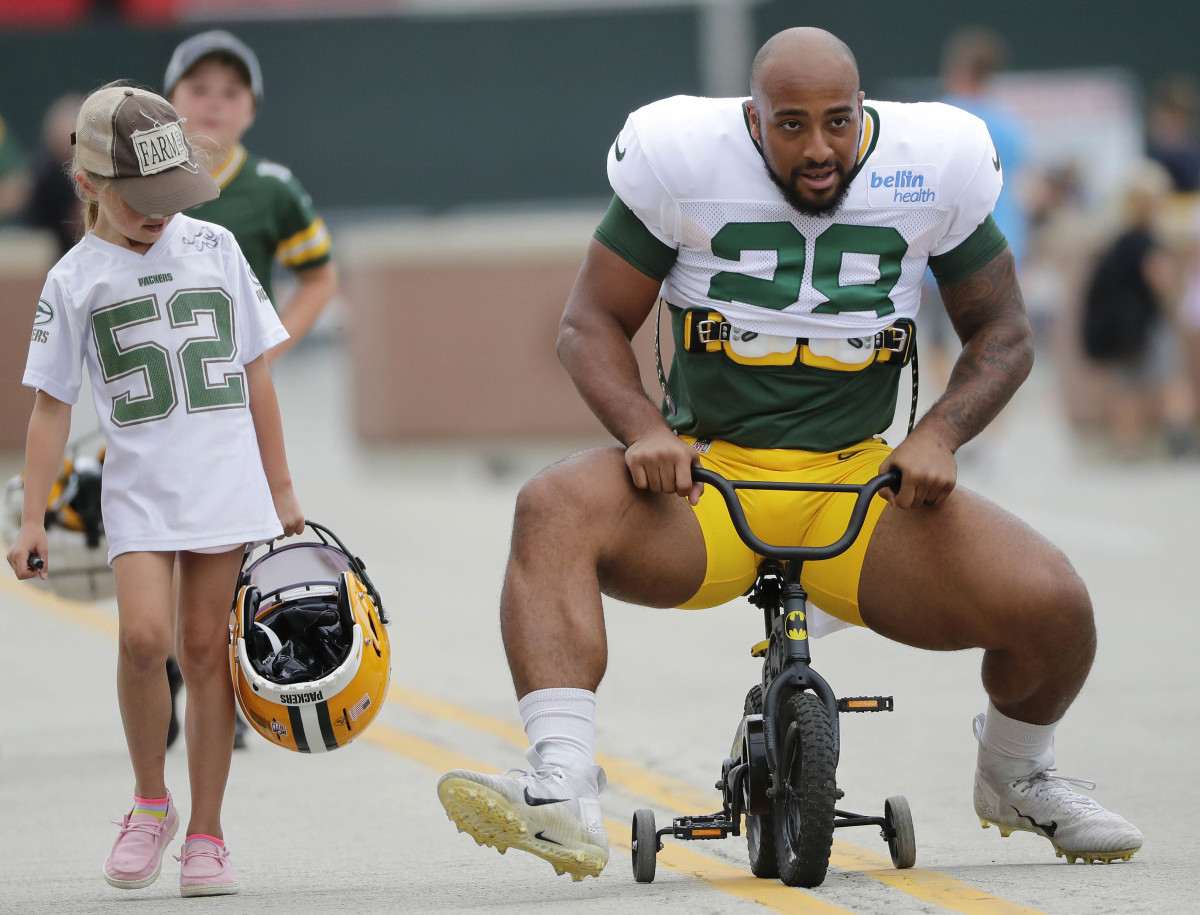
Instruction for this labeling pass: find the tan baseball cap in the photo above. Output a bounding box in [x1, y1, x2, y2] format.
[74, 84, 218, 216]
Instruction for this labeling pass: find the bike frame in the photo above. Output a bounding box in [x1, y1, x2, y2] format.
[691, 466, 899, 779]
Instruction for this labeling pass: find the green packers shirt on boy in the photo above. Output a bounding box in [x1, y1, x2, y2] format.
[595, 95, 1007, 452]
[187, 143, 331, 306]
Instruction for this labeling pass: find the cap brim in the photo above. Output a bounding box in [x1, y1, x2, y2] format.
[110, 165, 219, 217]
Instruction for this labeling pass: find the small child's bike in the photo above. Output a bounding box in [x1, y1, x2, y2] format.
[630, 465, 916, 888]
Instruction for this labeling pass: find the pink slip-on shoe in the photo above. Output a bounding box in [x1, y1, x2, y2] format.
[178, 834, 239, 897]
[103, 796, 180, 889]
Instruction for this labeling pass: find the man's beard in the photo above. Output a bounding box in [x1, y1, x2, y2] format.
[764, 159, 853, 218]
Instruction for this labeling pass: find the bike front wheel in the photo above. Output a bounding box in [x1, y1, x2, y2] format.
[772, 691, 837, 887]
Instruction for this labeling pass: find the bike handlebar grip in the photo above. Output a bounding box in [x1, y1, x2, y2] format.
[882, 467, 901, 494]
[691, 465, 901, 561]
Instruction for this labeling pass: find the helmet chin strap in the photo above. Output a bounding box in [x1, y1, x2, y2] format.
[253, 620, 283, 654]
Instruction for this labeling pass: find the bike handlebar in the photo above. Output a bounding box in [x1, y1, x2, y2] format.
[691, 466, 900, 563]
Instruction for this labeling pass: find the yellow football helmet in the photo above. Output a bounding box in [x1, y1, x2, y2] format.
[229, 522, 390, 753]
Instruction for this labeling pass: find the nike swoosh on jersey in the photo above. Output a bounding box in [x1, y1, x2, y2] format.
[992, 154, 1002, 171]
[1014, 807, 1057, 836]
[614, 137, 627, 161]
[524, 788, 569, 807]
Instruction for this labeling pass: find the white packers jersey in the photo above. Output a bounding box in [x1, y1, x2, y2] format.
[24, 215, 289, 561]
[608, 94, 1002, 340]
[597, 95, 1008, 451]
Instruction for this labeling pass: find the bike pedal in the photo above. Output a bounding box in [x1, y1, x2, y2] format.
[837, 696, 893, 712]
[672, 815, 734, 840]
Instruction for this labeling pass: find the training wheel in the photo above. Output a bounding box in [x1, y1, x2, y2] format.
[884, 795, 916, 869]
[632, 808, 658, 883]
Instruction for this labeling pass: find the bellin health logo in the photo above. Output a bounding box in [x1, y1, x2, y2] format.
[867, 165, 938, 205]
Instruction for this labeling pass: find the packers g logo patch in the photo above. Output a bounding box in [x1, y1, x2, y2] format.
[34, 299, 54, 326]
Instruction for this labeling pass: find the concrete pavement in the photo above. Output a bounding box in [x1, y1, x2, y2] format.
[1, 339, 1197, 913]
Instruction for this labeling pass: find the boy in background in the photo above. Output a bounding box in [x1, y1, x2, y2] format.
[165, 29, 337, 363]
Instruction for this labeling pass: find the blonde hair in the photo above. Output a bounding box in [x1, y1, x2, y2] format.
[71, 80, 130, 232]
[69, 153, 109, 233]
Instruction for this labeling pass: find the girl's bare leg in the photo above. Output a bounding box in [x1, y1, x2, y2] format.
[176, 547, 245, 838]
[112, 551, 176, 799]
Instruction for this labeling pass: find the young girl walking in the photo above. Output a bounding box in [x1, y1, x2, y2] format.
[6, 82, 304, 897]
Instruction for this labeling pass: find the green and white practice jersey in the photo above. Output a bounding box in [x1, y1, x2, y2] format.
[595, 95, 1008, 451]
[24, 215, 289, 560]
[187, 144, 331, 307]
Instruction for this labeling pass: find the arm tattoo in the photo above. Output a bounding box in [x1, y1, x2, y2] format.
[930, 250, 1034, 448]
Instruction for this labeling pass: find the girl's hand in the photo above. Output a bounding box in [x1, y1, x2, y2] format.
[7, 524, 49, 580]
[272, 486, 305, 538]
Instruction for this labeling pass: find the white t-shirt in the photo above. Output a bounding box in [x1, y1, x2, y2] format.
[608, 96, 1003, 339]
[24, 215, 290, 561]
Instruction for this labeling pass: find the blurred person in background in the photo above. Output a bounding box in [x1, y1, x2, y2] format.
[1020, 164, 1113, 435]
[24, 93, 85, 256]
[939, 27, 1028, 268]
[0, 110, 31, 225]
[1145, 73, 1200, 193]
[1079, 159, 1186, 459]
[921, 26, 1031, 467]
[1144, 72, 1200, 453]
[164, 30, 337, 362]
[1173, 189, 1200, 448]
[162, 30, 338, 749]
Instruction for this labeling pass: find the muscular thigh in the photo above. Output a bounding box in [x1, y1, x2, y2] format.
[526, 447, 708, 608]
[859, 486, 1082, 650]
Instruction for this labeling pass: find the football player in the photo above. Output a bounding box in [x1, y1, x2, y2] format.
[436, 27, 1142, 879]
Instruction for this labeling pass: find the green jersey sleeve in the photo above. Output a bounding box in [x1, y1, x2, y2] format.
[262, 161, 332, 272]
[593, 195, 678, 280]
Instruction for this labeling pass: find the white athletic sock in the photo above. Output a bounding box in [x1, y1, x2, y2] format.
[519, 688, 596, 775]
[975, 700, 1057, 780]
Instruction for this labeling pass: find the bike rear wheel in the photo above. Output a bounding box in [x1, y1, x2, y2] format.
[744, 685, 779, 878]
[773, 691, 837, 887]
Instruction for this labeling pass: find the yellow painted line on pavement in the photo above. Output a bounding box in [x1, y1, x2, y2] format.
[392, 685, 1050, 915]
[6, 583, 1047, 914]
[363, 720, 498, 776]
[647, 835, 852, 914]
[828, 845, 1046, 914]
[0, 574, 119, 637]
[389, 685, 714, 811]
[363, 723, 851, 914]
[4, 588, 845, 912]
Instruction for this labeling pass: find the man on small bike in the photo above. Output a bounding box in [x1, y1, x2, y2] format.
[437, 26, 1141, 879]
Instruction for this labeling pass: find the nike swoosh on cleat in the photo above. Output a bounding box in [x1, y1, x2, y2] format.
[524, 788, 569, 807]
[534, 830, 563, 846]
[1013, 807, 1057, 836]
